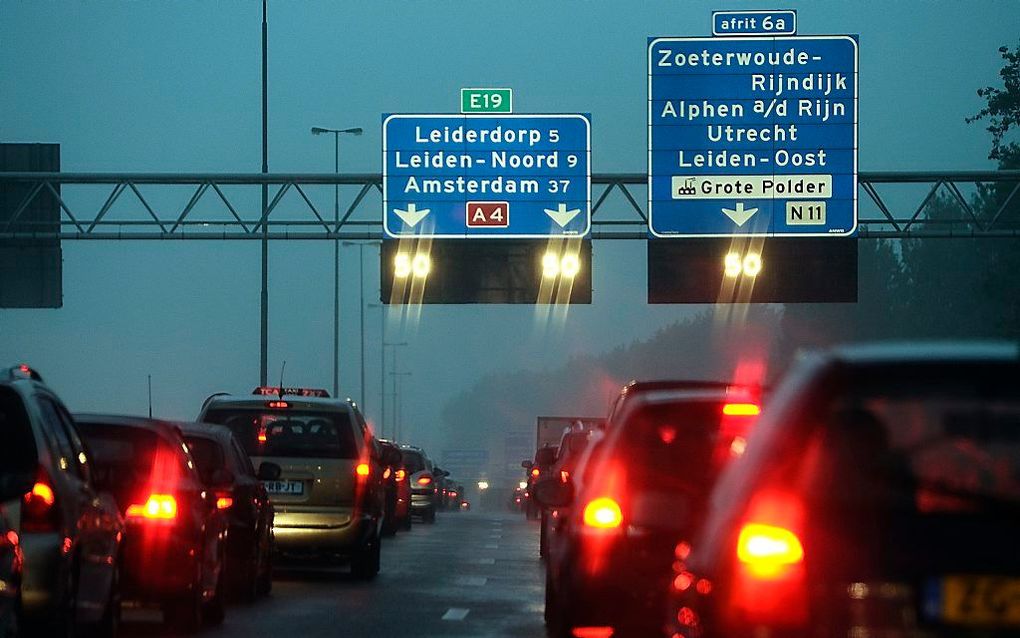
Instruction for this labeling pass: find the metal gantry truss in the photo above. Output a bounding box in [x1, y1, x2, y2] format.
[1, 170, 1018, 240]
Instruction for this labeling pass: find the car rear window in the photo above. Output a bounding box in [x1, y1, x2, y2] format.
[76, 424, 186, 500]
[802, 363, 1020, 513]
[402, 451, 426, 474]
[0, 387, 37, 477]
[614, 401, 750, 492]
[183, 436, 225, 485]
[203, 408, 359, 459]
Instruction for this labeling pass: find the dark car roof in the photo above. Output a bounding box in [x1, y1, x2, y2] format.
[74, 413, 186, 442]
[825, 341, 1019, 365]
[176, 421, 236, 446]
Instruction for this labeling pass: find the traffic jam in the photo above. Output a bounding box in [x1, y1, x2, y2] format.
[4, 342, 1020, 637]
[0, 370, 470, 636]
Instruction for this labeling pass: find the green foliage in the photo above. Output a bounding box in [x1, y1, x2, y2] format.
[967, 42, 1020, 162]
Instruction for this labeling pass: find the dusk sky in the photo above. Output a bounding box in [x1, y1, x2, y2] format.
[2, 0, 1015, 454]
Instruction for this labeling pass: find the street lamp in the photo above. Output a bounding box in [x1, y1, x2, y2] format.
[311, 125, 363, 398]
[343, 240, 381, 414]
[389, 370, 412, 441]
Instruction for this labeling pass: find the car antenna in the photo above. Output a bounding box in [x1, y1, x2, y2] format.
[278, 361, 287, 399]
[147, 374, 153, 418]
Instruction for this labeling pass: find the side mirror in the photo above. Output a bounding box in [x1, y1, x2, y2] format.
[532, 477, 574, 509]
[256, 462, 282, 481]
[210, 468, 235, 488]
[0, 471, 35, 503]
[521, 460, 533, 469]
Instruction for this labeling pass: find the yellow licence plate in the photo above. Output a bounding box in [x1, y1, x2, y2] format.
[941, 575, 1020, 626]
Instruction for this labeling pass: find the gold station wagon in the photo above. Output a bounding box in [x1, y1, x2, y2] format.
[198, 387, 389, 580]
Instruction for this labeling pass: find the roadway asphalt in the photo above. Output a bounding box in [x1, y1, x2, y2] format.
[122, 510, 546, 638]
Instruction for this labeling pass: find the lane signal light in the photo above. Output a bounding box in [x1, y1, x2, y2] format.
[724, 252, 763, 278]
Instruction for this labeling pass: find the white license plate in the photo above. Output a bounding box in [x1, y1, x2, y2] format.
[263, 480, 304, 495]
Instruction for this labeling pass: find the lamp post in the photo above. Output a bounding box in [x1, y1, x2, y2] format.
[311, 126, 363, 397]
[381, 340, 408, 438]
[343, 240, 381, 412]
[389, 371, 412, 442]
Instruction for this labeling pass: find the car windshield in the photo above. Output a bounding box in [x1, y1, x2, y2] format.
[203, 408, 358, 459]
[183, 436, 225, 485]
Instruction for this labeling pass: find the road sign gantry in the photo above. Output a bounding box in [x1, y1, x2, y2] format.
[383, 113, 591, 239]
[648, 30, 858, 237]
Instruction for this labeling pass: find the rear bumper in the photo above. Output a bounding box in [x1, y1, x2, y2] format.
[118, 525, 199, 603]
[273, 508, 374, 555]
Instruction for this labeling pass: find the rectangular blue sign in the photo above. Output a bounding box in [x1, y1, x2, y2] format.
[383, 114, 591, 238]
[713, 10, 797, 36]
[648, 35, 858, 238]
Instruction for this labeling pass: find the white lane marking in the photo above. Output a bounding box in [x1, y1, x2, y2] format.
[455, 576, 488, 586]
[469, 557, 496, 565]
[442, 607, 470, 621]
[483, 543, 498, 549]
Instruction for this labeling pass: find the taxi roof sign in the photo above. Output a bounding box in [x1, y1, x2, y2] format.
[252, 386, 330, 398]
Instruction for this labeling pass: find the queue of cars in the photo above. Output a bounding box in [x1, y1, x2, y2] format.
[0, 369, 458, 637]
[531, 342, 1020, 638]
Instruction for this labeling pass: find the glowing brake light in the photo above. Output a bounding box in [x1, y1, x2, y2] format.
[267, 400, 289, 409]
[530, 467, 540, 478]
[450, 491, 458, 498]
[382, 467, 392, 480]
[723, 403, 761, 416]
[126, 494, 178, 521]
[582, 497, 623, 529]
[737, 523, 803, 577]
[355, 463, 370, 477]
[26, 482, 55, 507]
[215, 495, 234, 510]
[394, 469, 406, 481]
[571, 627, 614, 638]
[416, 476, 432, 486]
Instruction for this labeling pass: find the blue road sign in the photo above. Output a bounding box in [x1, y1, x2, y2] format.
[383, 114, 591, 238]
[713, 10, 797, 36]
[648, 35, 858, 238]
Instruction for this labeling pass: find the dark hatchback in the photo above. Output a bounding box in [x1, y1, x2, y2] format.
[669, 343, 1020, 638]
[179, 422, 275, 601]
[75, 415, 229, 633]
[539, 385, 761, 638]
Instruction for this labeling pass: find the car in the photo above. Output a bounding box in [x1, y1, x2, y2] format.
[537, 382, 762, 638]
[1, 366, 123, 638]
[378, 440, 411, 536]
[198, 386, 386, 579]
[540, 424, 597, 558]
[400, 446, 440, 524]
[178, 422, 276, 600]
[74, 414, 229, 632]
[668, 342, 1020, 638]
[523, 445, 558, 520]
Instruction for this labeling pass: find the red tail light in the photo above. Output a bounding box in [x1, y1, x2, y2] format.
[731, 490, 807, 626]
[22, 473, 58, 532]
[530, 467, 540, 478]
[267, 400, 289, 409]
[571, 627, 614, 638]
[215, 491, 234, 510]
[582, 497, 622, 529]
[449, 491, 458, 498]
[737, 523, 803, 577]
[395, 469, 406, 482]
[416, 476, 432, 486]
[355, 463, 370, 477]
[126, 494, 178, 521]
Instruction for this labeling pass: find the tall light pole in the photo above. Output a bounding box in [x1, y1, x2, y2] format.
[389, 371, 412, 441]
[381, 340, 407, 438]
[312, 126, 363, 397]
[343, 240, 381, 412]
[260, 0, 269, 385]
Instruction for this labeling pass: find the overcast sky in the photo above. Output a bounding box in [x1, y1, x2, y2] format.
[1, 0, 1015, 453]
